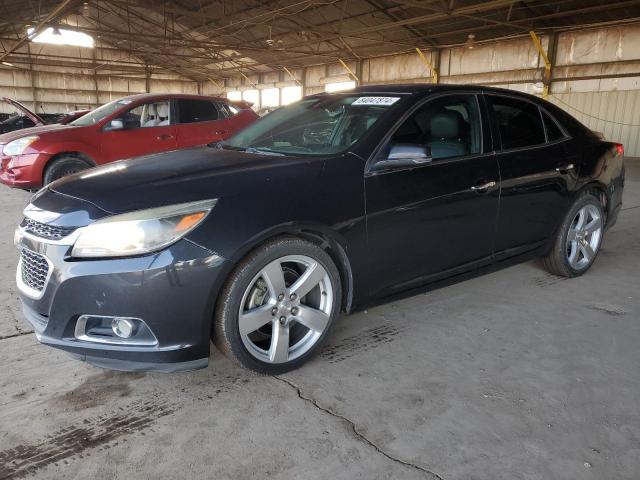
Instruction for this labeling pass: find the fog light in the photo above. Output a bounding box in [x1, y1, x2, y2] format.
[112, 317, 135, 338]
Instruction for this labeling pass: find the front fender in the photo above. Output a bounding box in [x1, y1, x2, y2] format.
[41, 141, 100, 164]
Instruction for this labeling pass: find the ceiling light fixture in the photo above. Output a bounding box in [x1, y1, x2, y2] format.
[464, 33, 476, 50]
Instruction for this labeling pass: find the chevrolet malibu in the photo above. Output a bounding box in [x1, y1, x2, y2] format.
[14, 85, 625, 374]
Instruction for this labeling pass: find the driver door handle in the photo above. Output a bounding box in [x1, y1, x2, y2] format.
[157, 134, 174, 140]
[470, 181, 496, 192]
[215, 130, 228, 136]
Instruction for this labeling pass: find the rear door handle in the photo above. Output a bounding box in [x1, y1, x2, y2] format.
[157, 134, 174, 140]
[555, 163, 574, 173]
[214, 130, 228, 136]
[470, 181, 496, 192]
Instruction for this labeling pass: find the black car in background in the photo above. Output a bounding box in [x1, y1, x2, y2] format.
[14, 85, 624, 374]
[0, 97, 87, 133]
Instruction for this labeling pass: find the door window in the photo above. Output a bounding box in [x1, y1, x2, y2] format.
[121, 101, 171, 128]
[377, 94, 482, 164]
[542, 110, 566, 142]
[488, 96, 545, 150]
[215, 102, 237, 118]
[177, 99, 219, 123]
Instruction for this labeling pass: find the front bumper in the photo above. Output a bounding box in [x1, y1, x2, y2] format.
[0, 152, 51, 189]
[17, 227, 226, 372]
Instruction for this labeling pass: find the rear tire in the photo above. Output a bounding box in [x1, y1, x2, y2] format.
[542, 193, 605, 277]
[213, 236, 341, 374]
[43, 156, 92, 185]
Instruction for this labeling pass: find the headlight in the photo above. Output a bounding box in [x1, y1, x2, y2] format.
[71, 199, 217, 258]
[3, 136, 39, 156]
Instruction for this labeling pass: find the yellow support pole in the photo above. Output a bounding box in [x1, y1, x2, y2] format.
[529, 31, 551, 98]
[207, 77, 223, 91]
[239, 70, 258, 89]
[282, 66, 301, 86]
[416, 47, 438, 84]
[338, 58, 359, 83]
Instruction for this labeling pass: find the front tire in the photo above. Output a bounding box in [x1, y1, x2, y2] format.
[542, 193, 605, 277]
[43, 156, 91, 185]
[213, 236, 342, 374]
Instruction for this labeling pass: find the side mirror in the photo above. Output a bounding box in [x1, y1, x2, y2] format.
[388, 143, 431, 163]
[106, 118, 125, 131]
[373, 143, 432, 171]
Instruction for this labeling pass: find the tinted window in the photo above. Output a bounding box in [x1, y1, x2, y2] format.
[488, 96, 545, 149]
[542, 111, 565, 142]
[216, 102, 237, 118]
[178, 99, 219, 123]
[383, 94, 481, 161]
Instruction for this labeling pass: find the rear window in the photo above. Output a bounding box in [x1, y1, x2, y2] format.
[542, 110, 565, 142]
[488, 96, 545, 150]
[177, 99, 219, 124]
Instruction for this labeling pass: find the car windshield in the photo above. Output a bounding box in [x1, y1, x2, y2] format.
[222, 94, 402, 156]
[70, 98, 133, 126]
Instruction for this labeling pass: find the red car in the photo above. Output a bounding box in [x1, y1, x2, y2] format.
[0, 93, 258, 189]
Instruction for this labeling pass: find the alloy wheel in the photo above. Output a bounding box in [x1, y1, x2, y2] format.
[238, 254, 334, 364]
[565, 204, 603, 270]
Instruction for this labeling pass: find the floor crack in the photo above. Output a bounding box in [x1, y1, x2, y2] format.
[0, 331, 33, 341]
[274, 375, 444, 480]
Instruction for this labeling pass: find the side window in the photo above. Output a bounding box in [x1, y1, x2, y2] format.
[121, 101, 170, 128]
[379, 94, 482, 163]
[215, 103, 229, 118]
[542, 110, 565, 142]
[488, 96, 545, 149]
[177, 99, 219, 124]
[215, 102, 237, 118]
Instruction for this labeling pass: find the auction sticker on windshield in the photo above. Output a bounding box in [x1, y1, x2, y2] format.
[352, 97, 400, 106]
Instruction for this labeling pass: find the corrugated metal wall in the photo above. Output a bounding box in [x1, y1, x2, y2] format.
[548, 91, 640, 154]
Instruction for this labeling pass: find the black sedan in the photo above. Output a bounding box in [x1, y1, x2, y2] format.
[14, 85, 625, 374]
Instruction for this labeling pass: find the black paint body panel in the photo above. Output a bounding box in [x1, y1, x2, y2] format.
[16, 84, 625, 371]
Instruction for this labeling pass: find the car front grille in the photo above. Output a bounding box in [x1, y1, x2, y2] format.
[21, 217, 76, 241]
[20, 249, 50, 293]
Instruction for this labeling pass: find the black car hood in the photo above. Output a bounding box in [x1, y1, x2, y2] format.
[50, 146, 327, 214]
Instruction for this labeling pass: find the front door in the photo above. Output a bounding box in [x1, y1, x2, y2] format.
[364, 93, 500, 299]
[485, 94, 576, 256]
[100, 100, 177, 163]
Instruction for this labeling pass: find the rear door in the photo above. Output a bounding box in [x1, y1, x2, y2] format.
[100, 100, 177, 162]
[486, 94, 575, 256]
[174, 98, 230, 147]
[364, 93, 500, 298]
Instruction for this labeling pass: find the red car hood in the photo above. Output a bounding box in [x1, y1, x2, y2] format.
[1, 97, 45, 126]
[0, 123, 75, 144]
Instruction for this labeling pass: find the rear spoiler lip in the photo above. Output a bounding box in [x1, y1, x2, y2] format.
[229, 100, 254, 110]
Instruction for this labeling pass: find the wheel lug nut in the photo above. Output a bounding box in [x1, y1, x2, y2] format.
[290, 293, 297, 301]
[271, 307, 278, 316]
[291, 306, 299, 315]
[279, 316, 286, 325]
[277, 293, 284, 301]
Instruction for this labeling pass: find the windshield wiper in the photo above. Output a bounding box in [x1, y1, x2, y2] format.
[245, 147, 285, 156]
[209, 142, 286, 156]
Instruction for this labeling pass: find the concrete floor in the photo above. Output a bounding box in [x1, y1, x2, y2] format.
[0, 161, 638, 480]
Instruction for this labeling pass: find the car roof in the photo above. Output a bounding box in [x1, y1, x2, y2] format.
[114, 93, 228, 103]
[325, 83, 544, 102]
